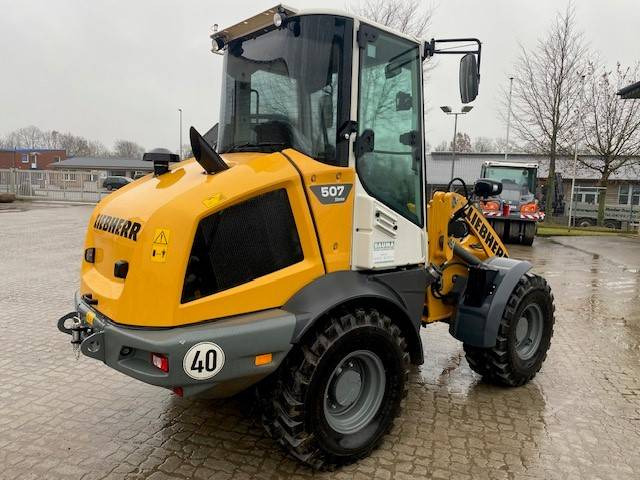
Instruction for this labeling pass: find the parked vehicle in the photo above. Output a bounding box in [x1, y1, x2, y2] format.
[570, 202, 640, 229]
[102, 176, 132, 191]
[478, 161, 543, 245]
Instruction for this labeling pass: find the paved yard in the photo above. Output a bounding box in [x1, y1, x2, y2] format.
[1, 204, 639, 479]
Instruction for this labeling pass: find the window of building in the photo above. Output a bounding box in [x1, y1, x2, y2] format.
[618, 184, 640, 206]
[63, 172, 76, 181]
[21, 154, 28, 163]
[575, 186, 601, 204]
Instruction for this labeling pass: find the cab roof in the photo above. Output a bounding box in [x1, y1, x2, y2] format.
[483, 161, 538, 169]
[211, 4, 423, 47]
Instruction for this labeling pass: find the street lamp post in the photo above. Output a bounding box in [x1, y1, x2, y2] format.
[567, 74, 586, 230]
[505, 76, 514, 161]
[178, 108, 183, 160]
[440, 105, 473, 180]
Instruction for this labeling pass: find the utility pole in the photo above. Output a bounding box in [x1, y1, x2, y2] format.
[504, 76, 514, 161]
[451, 114, 459, 180]
[567, 74, 586, 230]
[440, 106, 473, 181]
[178, 108, 183, 160]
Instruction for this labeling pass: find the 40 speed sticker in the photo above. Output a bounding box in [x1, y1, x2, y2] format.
[183, 342, 225, 380]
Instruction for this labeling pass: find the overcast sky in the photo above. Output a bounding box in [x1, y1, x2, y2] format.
[1, 0, 638, 152]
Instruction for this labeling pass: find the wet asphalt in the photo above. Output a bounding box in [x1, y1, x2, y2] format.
[1, 204, 639, 479]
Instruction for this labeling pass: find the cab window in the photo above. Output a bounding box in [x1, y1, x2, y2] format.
[356, 26, 423, 225]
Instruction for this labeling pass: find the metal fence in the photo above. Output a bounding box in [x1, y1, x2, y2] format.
[0, 169, 109, 203]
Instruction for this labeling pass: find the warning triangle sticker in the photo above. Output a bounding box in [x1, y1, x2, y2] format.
[153, 231, 169, 245]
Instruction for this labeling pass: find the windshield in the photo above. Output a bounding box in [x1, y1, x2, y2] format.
[484, 166, 536, 202]
[218, 15, 353, 166]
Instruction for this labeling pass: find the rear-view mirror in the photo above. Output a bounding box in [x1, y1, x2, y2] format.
[459, 53, 479, 103]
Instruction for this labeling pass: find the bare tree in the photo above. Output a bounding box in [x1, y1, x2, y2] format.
[113, 140, 145, 159]
[579, 61, 640, 224]
[472, 136, 496, 153]
[350, 0, 433, 38]
[450, 132, 471, 152]
[3, 126, 46, 149]
[509, 4, 587, 215]
[433, 140, 448, 152]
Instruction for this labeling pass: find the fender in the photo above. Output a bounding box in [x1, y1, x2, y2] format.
[284, 269, 431, 364]
[449, 256, 532, 347]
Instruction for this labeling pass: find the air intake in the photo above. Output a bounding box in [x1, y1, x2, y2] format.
[182, 189, 303, 303]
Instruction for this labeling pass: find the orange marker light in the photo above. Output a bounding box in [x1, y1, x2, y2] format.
[520, 202, 538, 214]
[482, 201, 499, 211]
[255, 353, 273, 366]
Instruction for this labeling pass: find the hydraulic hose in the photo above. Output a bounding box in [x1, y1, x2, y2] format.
[450, 240, 482, 266]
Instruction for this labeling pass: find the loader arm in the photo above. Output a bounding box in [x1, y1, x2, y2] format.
[423, 190, 509, 324]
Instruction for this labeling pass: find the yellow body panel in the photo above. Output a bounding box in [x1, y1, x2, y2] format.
[81, 152, 325, 328]
[283, 149, 355, 273]
[423, 191, 509, 324]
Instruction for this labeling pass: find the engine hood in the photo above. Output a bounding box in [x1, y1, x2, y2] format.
[80, 151, 308, 327]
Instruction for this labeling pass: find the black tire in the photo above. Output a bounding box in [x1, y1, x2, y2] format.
[506, 221, 521, 244]
[464, 273, 554, 386]
[577, 218, 594, 228]
[521, 222, 536, 246]
[603, 220, 619, 230]
[262, 306, 409, 469]
[490, 219, 505, 241]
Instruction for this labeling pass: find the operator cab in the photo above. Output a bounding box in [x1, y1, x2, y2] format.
[481, 161, 538, 205]
[212, 5, 481, 269]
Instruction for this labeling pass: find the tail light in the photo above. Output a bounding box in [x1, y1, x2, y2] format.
[482, 201, 499, 211]
[502, 204, 510, 217]
[151, 353, 169, 372]
[520, 203, 538, 214]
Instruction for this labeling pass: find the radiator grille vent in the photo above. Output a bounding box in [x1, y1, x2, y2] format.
[181, 189, 303, 303]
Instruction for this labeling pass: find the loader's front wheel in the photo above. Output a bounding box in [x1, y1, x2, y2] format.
[464, 273, 554, 386]
[263, 307, 409, 469]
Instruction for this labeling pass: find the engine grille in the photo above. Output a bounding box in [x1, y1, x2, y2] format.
[181, 189, 303, 303]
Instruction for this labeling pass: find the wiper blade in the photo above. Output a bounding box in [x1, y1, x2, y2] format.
[223, 142, 286, 153]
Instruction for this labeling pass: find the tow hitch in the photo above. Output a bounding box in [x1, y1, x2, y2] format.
[57, 311, 92, 359]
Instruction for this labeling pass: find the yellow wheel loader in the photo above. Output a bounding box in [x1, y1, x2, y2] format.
[58, 5, 554, 468]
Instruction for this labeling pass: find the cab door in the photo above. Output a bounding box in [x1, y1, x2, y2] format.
[351, 24, 426, 269]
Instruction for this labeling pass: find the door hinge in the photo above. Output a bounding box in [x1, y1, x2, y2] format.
[337, 120, 358, 141]
[399, 130, 419, 146]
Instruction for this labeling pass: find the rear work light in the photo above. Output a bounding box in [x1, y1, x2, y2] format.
[482, 201, 499, 211]
[151, 353, 169, 372]
[520, 202, 539, 214]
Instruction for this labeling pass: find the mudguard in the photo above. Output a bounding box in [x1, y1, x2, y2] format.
[284, 269, 431, 364]
[449, 256, 532, 347]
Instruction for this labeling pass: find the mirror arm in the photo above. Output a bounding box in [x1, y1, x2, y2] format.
[423, 38, 482, 77]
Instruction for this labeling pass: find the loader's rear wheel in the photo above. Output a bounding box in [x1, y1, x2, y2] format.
[521, 222, 536, 246]
[263, 307, 409, 469]
[463, 273, 554, 386]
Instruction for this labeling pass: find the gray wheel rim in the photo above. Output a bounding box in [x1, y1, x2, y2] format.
[515, 303, 544, 360]
[323, 350, 386, 435]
